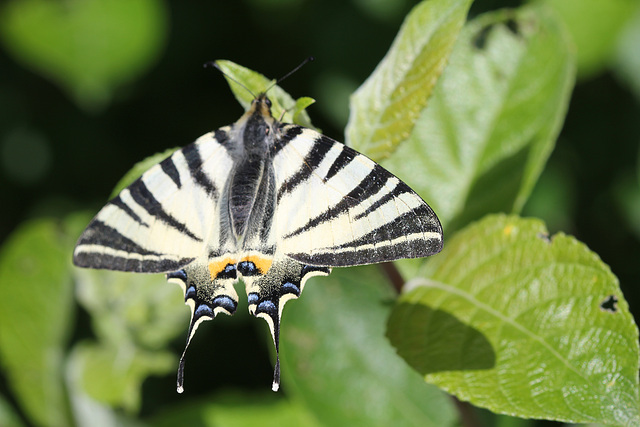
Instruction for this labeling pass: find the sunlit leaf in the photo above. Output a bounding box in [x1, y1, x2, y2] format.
[383, 4, 575, 234]
[388, 215, 640, 425]
[215, 60, 315, 128]
[346, 0, 473, 160]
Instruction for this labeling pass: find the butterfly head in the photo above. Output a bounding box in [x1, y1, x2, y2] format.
[235, 94, 278, 155]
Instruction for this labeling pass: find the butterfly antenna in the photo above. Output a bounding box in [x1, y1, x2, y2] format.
[204, 61, 256, 98]
[265, 56, 315, 93]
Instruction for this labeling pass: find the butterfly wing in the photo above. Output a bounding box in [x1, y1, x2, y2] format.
[73, 128, 235, 273]
[272, 125, 443, 267]
[167, 259, 240, 393]
[241, 255, 330, 391]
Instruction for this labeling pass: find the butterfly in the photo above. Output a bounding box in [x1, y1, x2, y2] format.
[73, 65, 443, 392]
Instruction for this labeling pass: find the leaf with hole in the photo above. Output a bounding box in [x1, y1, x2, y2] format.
[382, 4, 575, 234]
[387, 214, 640, 425]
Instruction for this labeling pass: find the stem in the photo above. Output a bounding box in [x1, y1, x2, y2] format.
[380, 262, 405, 294]
[452, 397, 483, 427]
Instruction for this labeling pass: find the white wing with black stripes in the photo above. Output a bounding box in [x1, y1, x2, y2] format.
[72, 87, 443, 395]
[272, 125, 442, 267]
[73, 129, 234, 273]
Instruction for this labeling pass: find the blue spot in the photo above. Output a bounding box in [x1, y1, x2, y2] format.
[247, 293, 259, 305]
[238, 261, 257, 275]
[216, 263, 236, 279]
[185, 285, 196, 299]
[195, 304, 213, 318]
[282, 282, 300, 296]
[212, 295, 237, 312]
[167, 269, 187, 281]
[257, 300, 277, 314]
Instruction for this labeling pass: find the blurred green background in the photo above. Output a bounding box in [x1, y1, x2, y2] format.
[1, 0, 640, 425]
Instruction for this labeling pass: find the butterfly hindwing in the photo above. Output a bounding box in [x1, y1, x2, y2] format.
[167, 258, 239, 393]
[272, 125, 442, 267]
[73, 129, 234, 273]
[168, 253, 329, 393]
[241, 255, 330, 391]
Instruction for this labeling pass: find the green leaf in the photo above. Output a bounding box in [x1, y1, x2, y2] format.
[67, 342, 174, 413]
[109, 147, 178, 199]
[292, 96, 316, 126]
[542, 0, 639, 80]
[383, 4, 575, 234]
[73, 268, 187, 350]
[71, 242, 188, 412]
[215, 60, 315, 128]
[0, 0, 168, 111]
[614, 6, 640, 100]
[0, 219, 76, 427]
[281, 267, 457, 427]
[346, 0, 473, 160]
[149, 392, 321, 427]
[0, 393, 26, 427]
[387, 214, 640, 425]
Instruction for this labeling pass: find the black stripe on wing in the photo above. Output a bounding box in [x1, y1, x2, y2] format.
[182, 143, 218, 198]
[128, 179, 203, 242]
[160, 156, 181, 188]
[272, 125, 303, 156]
[214, 128, 230, 146]
[288, 203, 441, 266]
[283, 163, 391, 239]
[73, 221, 194, 272]
[111, 195, 149, 226]
[76, 252, 194, 273]
[276, 135, 334, 202]
[287, 204, 442, 267]
[290, 237, 441, 267]
[340, 204, 441, 250]
[76, 221, 158, 256]
[324, 147, 356, 182]
[353, 180, 412, 221]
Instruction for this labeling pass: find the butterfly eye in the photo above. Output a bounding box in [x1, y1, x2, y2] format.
[265, 98, 272, 108]
[265, 127, 270, 135]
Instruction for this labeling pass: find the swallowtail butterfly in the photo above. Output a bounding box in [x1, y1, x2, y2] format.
[73, 65, 443, 392]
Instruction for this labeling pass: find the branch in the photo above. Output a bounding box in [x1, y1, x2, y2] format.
[380, 262, 405, 294]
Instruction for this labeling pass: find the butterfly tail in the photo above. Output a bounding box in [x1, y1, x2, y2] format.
[245, 257, 330, 391]
[167, 262, 239, 393]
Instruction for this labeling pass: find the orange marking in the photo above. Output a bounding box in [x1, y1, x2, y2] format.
[242, 255, 273, 274]
[208, 257, 236, 281]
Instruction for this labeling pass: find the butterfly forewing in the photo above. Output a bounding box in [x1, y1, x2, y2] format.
[272, 124, 442, 267]
[73, 130, 234, 273]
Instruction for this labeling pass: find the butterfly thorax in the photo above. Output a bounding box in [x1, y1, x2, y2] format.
[225, 95, 278, 247]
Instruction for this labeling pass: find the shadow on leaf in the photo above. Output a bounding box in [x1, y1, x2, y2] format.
[447, 142, 530, 233]
[387, 302, 495, 375]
